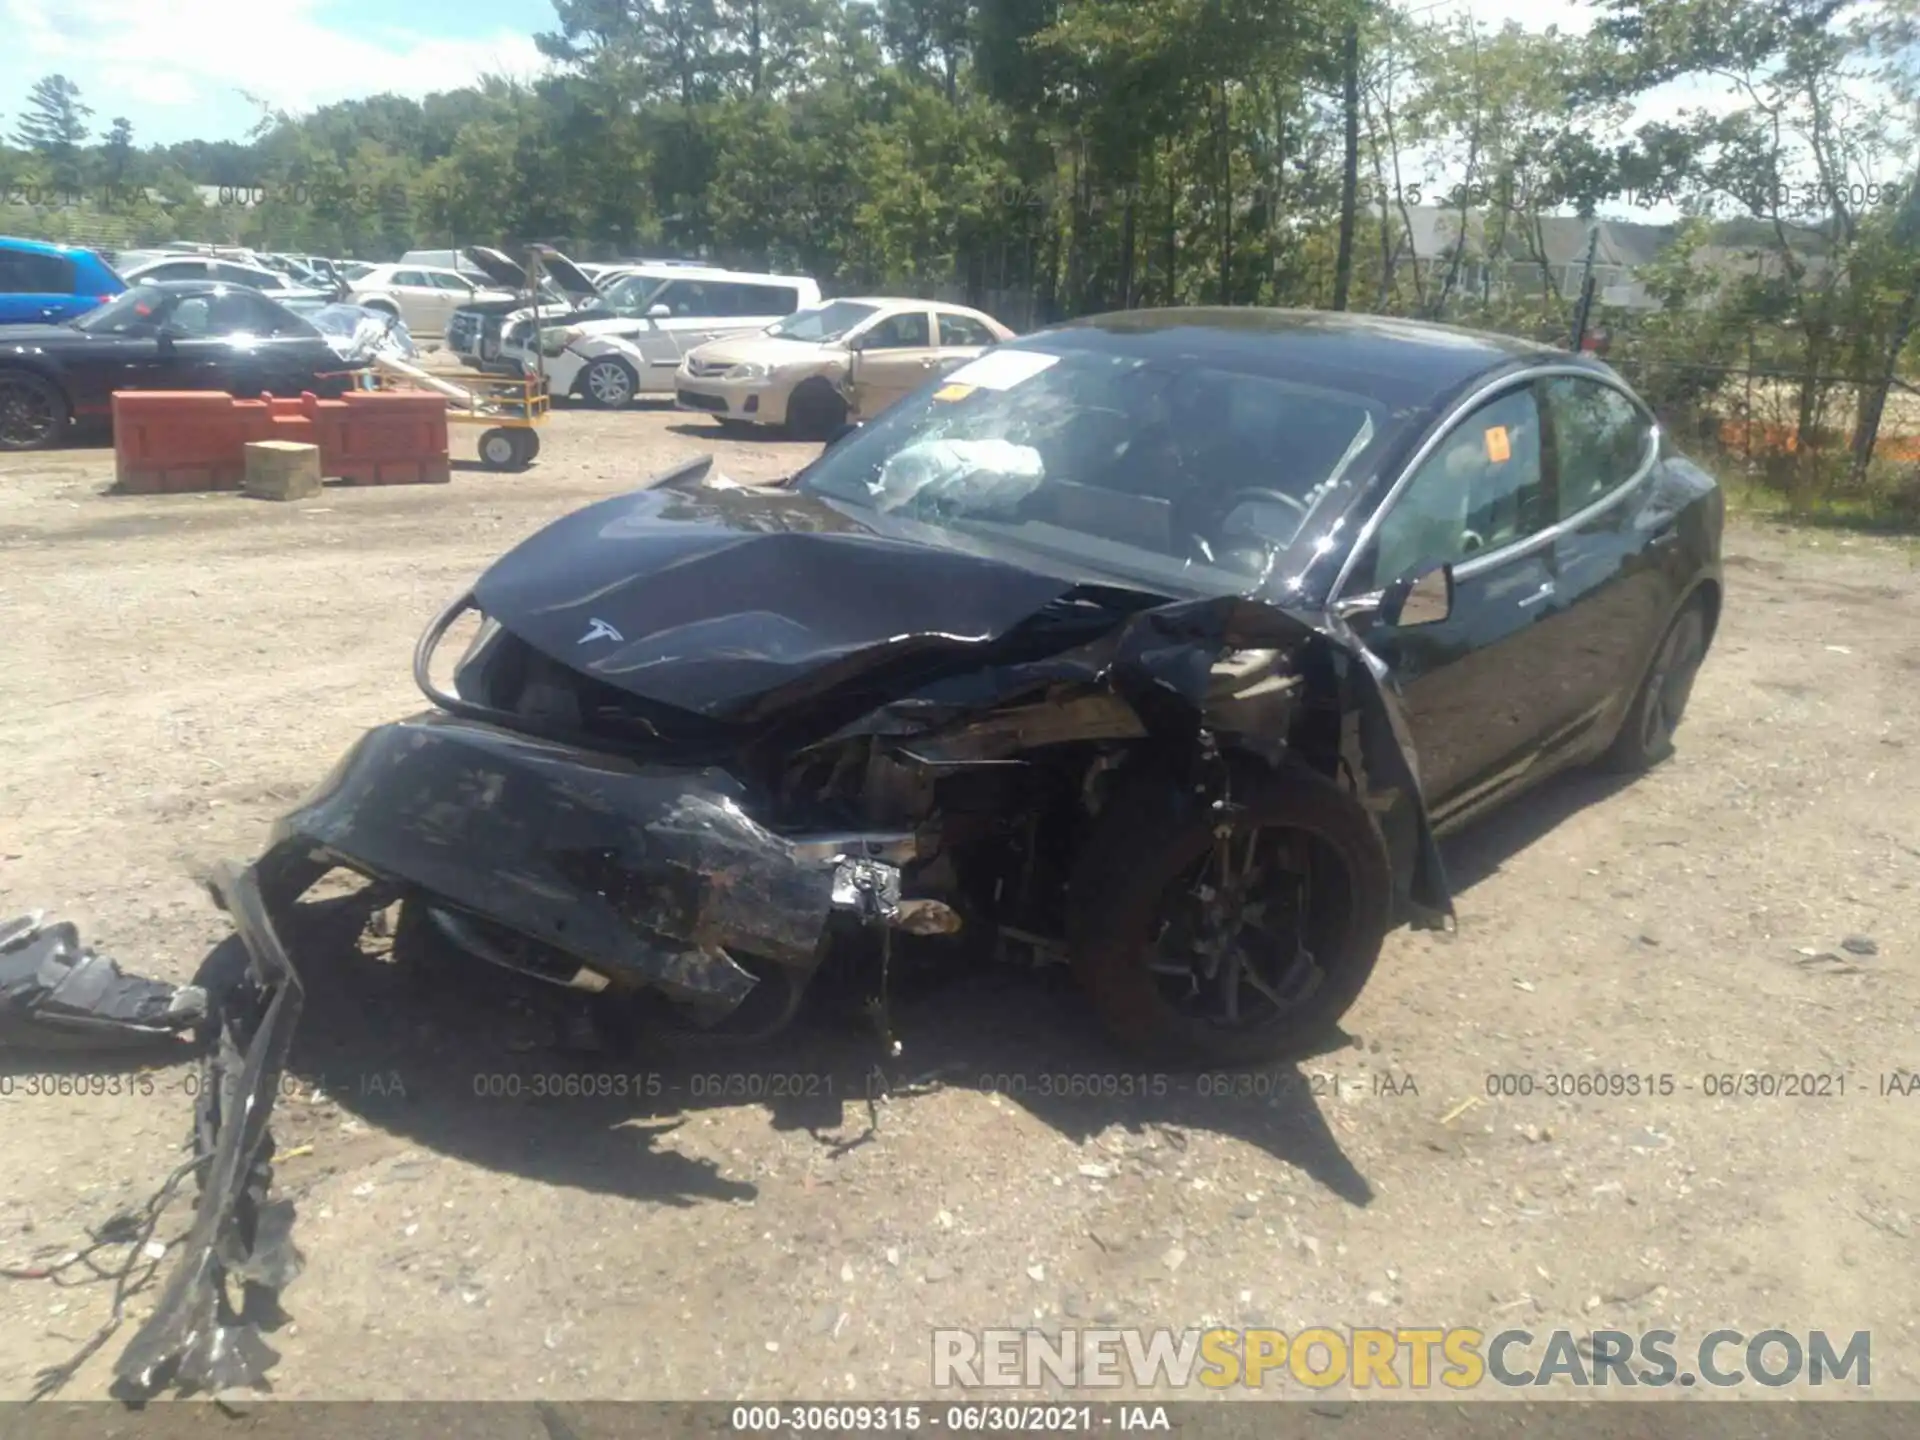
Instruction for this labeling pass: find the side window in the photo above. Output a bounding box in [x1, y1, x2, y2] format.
[211, 289, 293, 335]
[390, 270, 429, 288]
[938, 313, 998, 347]
[0, 248, 74, 292]
[213, 264, 270, 288]
[146, 261, 204, 281]
[862, 311, 932, 349]
[1366, 385, 1548, 590]
[728, 283, 798, 314]
[427, 272, 472, 292]
[166, 296, 215, 336]
[1543, 376, 1653, 518]
[657, 281, 712, 316]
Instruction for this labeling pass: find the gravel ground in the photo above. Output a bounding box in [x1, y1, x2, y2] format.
[1, 400, 1916, 1403]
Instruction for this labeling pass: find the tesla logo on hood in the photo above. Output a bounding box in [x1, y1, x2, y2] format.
[578, 618, 625, 645]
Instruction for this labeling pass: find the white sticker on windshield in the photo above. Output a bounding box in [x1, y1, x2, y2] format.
[940, 350, 1060, 391]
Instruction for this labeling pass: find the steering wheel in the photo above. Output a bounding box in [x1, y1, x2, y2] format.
[1222, 487, 1309, 520]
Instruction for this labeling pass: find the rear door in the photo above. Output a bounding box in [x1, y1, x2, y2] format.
[1540, 372, 1674, 751]
[1339, 380, 1569, 819]
[846, 309, 941, 416]
[0, 246, 81, 323]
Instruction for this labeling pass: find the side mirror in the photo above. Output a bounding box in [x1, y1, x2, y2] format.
[154, 328, 177, 353]
[647, 302, 671, 319]
[1379, 563, 1455, 628]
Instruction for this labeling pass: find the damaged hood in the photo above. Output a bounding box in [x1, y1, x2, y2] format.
[471, 462, 1124, 722]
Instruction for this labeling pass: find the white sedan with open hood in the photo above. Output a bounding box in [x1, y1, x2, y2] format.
[672, 298, 1014, 439]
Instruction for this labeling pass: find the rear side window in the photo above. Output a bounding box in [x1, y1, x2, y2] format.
[1543, 376, 1654, 517]
[390, 270, 430, 288]
[0, 247, 75, 292]
[213, 263, 274, 288]
[939, 313, 998, 347]
[143, 261, 207, 281]
[730, 283, 799, 314]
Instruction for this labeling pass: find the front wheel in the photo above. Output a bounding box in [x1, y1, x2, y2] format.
[1066, 764, 1392, 1068]
[785, 378, 848, 441]
[1602, 599, 1709, 772]
[0, 369, 70, 451]
[580, 357, 637, 409]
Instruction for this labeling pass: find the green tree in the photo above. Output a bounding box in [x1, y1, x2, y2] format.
[13, 74, 92, 188]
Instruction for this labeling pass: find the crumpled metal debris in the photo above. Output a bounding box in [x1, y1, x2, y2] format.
[0, 913, 205, 1050]
[113, 860, 307, 1397]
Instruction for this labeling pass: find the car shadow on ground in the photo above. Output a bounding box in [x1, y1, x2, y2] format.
[1436, 765, 1638, 896]
[216, 886, 1376, 1215]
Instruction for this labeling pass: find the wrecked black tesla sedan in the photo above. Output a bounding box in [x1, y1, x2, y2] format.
[293, 305, 1723, 1058]
[119, 308, 1721, 1392]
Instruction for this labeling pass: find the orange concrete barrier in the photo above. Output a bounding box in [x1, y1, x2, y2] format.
[112, 389, 451, 494]
[326, 392, 451, 486]
[113, 392, 251, 494]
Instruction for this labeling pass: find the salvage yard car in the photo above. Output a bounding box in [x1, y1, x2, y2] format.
[537, 266, 822, 407]
[347, 262, 516, 339]
[674, 297, 1014, 438]
[0, 280, 356, 450]
[443, 246, 604, 372]
[202, 304, 1722, 1078]
[124, 306, 1724, 1395]
[0, 236, 125, 324]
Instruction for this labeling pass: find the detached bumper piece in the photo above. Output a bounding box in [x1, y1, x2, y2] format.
[0, 913, 205, 1050]
[263, 712, 947, 1017]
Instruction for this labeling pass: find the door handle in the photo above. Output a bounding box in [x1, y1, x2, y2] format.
[1517, 580, 1556, 608]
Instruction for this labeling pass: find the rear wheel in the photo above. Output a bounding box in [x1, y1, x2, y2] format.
[1602, 600, 1709, 772]
[0, 370, 69, 451]
[580, 357, 637, 409]
[786, 378, 847, 441]
[1066, 764, 1392, 1068]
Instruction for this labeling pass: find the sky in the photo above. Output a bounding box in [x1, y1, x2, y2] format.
[0, 0, 1905, 226]
[0, 0, 551, 145]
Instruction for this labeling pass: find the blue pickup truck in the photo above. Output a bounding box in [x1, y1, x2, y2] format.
[0, 236, 125, 325]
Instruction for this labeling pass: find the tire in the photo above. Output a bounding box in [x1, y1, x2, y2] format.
[478, 428, 520, 471]
[580, 357, 637, 409]
[1066, 763, 1392, 1068]
[0, 369, 70, 451]
[1601, 598, 1709, 773]
[785, 378, 848, 441]
[514, 428, 541, 467]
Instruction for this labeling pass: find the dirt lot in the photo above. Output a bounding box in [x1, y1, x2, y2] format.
[2, 401, 1917, 1403]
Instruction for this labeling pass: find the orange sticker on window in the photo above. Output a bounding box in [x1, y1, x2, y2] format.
[1484, 425, 1512, 463]
[933, 383, 974, 402]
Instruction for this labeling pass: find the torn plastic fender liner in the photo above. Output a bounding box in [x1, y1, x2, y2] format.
[253, 710, 923, 1008]
[1101, 593, 1452, 928]
[115, 857, 309, 1395]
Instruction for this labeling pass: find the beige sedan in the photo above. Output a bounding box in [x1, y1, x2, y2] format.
[673, 297, 1015, 439]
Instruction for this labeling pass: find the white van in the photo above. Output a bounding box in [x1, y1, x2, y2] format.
[530, 267, 822, 407]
